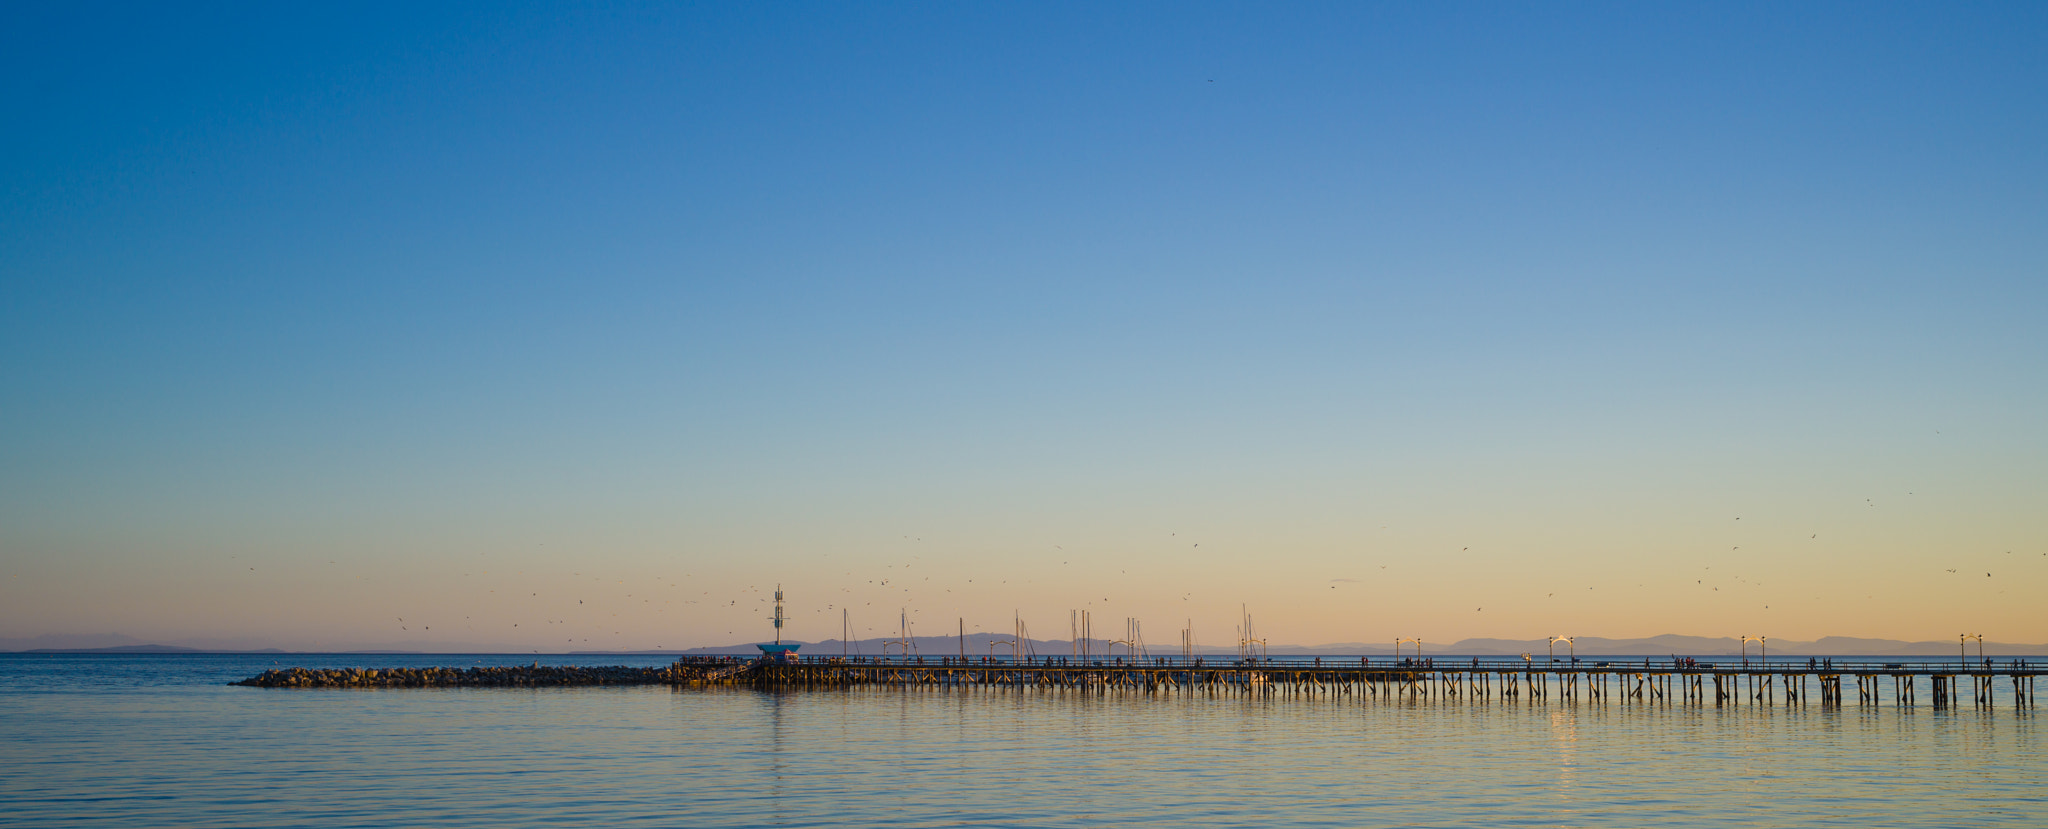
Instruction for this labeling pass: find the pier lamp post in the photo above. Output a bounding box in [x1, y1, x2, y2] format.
[1741, 636, 1767, 667]
[1549, 636, 1574, 663]
[1961, 634, 1984, 670]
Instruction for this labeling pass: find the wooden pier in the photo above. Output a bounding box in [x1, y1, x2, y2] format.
[699, 655, 2042, 709]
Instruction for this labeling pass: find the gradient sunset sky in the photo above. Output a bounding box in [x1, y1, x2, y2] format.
[3, 3, 2044, 651]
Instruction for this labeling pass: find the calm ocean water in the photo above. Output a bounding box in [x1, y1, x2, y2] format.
[1, 653, 2041, 828]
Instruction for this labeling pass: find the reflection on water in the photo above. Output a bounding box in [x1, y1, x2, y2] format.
[1551, 708, 1578, 810]
[0, 655, 2042, 828]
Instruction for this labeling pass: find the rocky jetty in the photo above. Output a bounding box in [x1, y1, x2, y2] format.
[235, 664, 719, 688]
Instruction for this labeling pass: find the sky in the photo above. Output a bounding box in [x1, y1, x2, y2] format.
[2, 2, 2045, 652]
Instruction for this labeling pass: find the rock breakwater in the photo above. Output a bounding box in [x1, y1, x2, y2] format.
[235, 664, 722, 688]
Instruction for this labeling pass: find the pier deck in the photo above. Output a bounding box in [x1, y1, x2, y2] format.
[719, 656, 2041, 708]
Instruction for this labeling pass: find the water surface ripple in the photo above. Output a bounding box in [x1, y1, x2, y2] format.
[2, 655, 2040, 827]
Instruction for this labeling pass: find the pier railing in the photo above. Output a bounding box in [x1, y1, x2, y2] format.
[700, 653, 2040, 708]
[724, 654, 2043, 675]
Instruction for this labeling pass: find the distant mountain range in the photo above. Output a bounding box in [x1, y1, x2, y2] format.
[16, 644, 290, 654]
[0, 634, 383, 654]
[6, 632, 2041, 656]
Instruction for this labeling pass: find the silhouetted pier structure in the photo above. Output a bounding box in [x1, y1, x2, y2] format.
[697, 655, 2040, 709]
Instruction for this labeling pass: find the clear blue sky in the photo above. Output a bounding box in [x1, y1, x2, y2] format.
[3, 2, 2044, 650]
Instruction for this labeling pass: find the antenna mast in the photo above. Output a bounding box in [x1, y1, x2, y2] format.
[772, 584, 785, 646]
